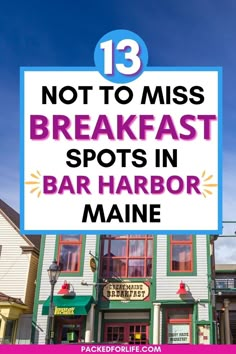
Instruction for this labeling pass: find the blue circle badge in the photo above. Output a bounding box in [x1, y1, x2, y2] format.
[94, 29, 148, 84]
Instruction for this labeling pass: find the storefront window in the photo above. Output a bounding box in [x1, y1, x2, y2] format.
[104, 323, 149, 344]
[4, 320, 16, 344]
[100, 235, 153, 278]
[170, 235, 193, 272]
[167, 308, 192, 344]
[106, 326, 124, 342]
[198, 324, 210, 344]
[129, 324, 148, 344]
[58, 235, 82, 272]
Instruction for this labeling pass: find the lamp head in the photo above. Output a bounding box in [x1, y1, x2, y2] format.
[47, 260, 61, 285]
[176, 281, 188, 295]
[58, 280, 70, 295]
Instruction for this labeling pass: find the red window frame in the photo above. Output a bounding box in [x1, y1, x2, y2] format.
[166, 308, 192, 344]
[100, 235, 153, 278]
[104, 323, 149, 344]
[170, 235, 193, 273]
[57, 235, 83, 273]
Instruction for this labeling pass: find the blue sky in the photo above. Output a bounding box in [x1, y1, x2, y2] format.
[0, 0, 236, 262]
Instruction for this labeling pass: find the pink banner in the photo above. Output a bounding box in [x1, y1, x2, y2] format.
[0, 345, 236, 353]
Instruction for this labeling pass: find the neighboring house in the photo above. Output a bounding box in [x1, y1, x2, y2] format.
[0, 199, 40, 344]
[33, 234, 217, 344]
[33, 235, 97, 344]
[215, 264, 236, 344]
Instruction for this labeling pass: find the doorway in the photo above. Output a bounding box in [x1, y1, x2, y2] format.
[55, 316, 84, 344]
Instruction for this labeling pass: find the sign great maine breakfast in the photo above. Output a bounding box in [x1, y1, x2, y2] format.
[20, 29, 222, 234]
[102, 282, 150, 301]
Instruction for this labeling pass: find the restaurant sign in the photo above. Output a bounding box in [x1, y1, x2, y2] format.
[103, 282, 149, 301]
[168, 324, 190, 344]
[54, 307, 75, 315]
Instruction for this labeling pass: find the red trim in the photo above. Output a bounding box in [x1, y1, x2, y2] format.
[170, 235, 193, 273]
[59, 235, 82, 243]
[100, 235, 153, 278]
[166, 308, 192, 344]
[57, 235, 82, 273]
[104, 322, 149, 344]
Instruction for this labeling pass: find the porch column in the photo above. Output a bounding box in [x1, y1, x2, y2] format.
[0, 316, 7, 344]
[97, 312, 102, 343]
[220, 311, 225, 344]
[85, 304, 95, 343]
[224, 299, 231, 344]
[153, 303, 161, 344]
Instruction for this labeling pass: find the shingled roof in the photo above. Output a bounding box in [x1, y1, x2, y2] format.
[0, 199, 41, 251]
[0, 292, 25, 305]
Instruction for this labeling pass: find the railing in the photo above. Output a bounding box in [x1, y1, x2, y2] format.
[0, 338, 13, 344]
[215, 278, 236, 289]
[0, 338, 32, 344]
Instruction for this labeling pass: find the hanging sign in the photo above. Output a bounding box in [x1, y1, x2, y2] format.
[89, 257, 97, 273]
[20, 29, 222, 234]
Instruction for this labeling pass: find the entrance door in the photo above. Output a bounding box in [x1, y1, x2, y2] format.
[166, 308, 192, 344]
[104, 323, 149, 344]
[60, 324, 81, 344]
[56, 316, 83, 344]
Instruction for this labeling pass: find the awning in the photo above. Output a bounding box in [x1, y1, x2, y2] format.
[42, 296, 93, 316]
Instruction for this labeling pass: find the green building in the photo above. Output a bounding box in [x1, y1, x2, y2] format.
[32, 234, 217, 344]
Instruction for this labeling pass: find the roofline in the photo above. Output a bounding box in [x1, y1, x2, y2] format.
[0, 209, 40, 252]
[0, 301, 28, 309]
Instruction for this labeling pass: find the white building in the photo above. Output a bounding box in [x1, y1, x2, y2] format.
[0, 199, 40, 343]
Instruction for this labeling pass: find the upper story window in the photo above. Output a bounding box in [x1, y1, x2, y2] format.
[170, 235, 193, 273]
[58, 235, 82, 272]
[100, 235, 153, 278]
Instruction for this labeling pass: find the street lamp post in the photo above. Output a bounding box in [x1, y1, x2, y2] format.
[45, 260, 61, 344]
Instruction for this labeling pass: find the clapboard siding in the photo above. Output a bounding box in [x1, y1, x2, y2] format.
[35, 305, 48, 344]
[198, 303, 209, 321]
[0, 213, 31, 302]
[38, 235, 56, 301]
[36, 235, 98, 344]
[38, 235, 97, 301]
[156, 236, 209, 300]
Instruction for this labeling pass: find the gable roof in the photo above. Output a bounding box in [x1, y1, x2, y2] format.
[0, 199, 41, 251]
